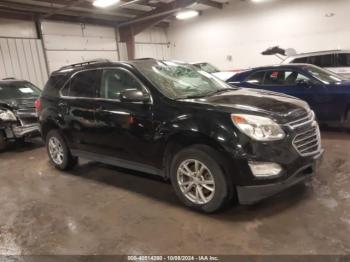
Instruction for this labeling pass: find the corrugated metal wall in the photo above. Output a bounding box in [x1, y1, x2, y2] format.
[0, 18, 170, 88]
[0, 38, 48, 88]
[42, 20, 119, 73]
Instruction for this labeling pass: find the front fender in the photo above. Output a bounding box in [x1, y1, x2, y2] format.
[158, 110, 245, 159]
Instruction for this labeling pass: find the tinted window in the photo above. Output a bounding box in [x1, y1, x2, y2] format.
[307, 55, 334, 67]
[100, 69, 143, 100]
[263, 70, 311, 86]
[337, 53, 350, 67]
[264, 70, 286, 85]
[43, 74, 70, 97]
[69, 70, 101, 98]
[245, 71, 265, 84]
[291, 57, 307, 63]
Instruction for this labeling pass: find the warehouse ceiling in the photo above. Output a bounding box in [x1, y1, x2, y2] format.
[0, 0, 227, 28]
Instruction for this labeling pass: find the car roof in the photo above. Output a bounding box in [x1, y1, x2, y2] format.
[0, 79, 28, 84]
[52, 58, 184, 75]
[243, 63, 314, 72]
[287, 50, 350, 58]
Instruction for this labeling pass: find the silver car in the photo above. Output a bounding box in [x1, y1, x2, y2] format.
[282, 50, 350, 79]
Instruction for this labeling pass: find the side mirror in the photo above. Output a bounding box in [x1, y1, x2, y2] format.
[296, 79, 313, 88]
[120, 90, 150, 103]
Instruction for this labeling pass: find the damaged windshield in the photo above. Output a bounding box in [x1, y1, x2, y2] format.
[134, 60, 235, 99]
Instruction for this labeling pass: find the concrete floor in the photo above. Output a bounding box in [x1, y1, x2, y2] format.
[0, 130, 349, 255]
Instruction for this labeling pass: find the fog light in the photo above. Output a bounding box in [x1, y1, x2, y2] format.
[248, 161, 282, 178]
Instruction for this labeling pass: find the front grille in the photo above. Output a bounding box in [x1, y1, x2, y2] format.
[293, 124, 321, 156]
[286, 110, 321, 157]
[287, 110, 315, 129]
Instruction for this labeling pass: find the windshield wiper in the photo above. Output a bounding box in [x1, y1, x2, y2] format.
[177, 94, 209, 99]
[206, 88, 236, 96]
[177, 88, 235, 100]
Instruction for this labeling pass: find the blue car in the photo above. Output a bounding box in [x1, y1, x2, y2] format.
[227, 64, 350, 127]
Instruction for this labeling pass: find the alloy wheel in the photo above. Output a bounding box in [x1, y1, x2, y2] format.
[48, 137, 64, 165]
[177, 159, 215, 204]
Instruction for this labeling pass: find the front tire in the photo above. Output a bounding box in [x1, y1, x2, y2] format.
[46, 130, 78, 170]
[170, 145, 233, 213]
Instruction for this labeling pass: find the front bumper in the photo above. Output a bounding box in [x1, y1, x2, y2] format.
[12, 124, 40, 138]
[237, 149, 324, 204]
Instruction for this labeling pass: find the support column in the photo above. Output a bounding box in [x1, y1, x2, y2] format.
[119, 26, 135, 60]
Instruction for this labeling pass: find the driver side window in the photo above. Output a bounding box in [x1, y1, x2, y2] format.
[100, 68, 143, 100]
[263, 70, 311, 86]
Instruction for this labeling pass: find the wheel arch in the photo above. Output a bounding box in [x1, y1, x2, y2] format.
[41, 118, 60, 141]
[162, 131, 235, 179]
[341, 104, 350, 126]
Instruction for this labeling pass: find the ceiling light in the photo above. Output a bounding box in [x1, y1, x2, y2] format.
[176, 10, 199, 20]
[93, 0, 120, 8]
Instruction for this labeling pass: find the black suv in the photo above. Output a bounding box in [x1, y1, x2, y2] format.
[38, 59, 323, 213]
[0, 78, 41, 151]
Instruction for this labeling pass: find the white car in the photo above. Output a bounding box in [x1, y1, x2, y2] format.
[191, 62, 239, 81]
[282, 50, 350, 78]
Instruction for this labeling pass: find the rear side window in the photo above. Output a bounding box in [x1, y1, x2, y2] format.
[307, 54, 334, 67]
[291, 57, 308, 63]
[337, 53, 350, 67]
[68, 70, 102, 98]
[245, 71, 265, 84]
[43, 74, 69, 97]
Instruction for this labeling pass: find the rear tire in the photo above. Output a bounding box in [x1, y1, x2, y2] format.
[46, 129, 78, 170]
[0, 132, 6, 152]
[170, 145, 234, 213]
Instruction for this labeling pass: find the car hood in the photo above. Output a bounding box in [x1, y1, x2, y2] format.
[183, 88, 310, 121]
[212, 71, 238, 81]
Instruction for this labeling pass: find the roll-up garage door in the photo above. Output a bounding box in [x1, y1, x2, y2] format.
[41, 20, 119, 73]
[0, 38, 48, 88]
[135, 28, 170, 60]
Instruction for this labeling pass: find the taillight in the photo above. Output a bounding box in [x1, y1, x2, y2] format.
[35, 99, 41, 112]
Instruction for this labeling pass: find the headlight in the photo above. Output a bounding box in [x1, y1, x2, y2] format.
[231, 114, 285, 141]
[0, 109, 17, 121]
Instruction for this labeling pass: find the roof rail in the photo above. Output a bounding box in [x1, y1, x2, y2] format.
[59, 59, 111, 71]
[2, 77, 16, 80]
[134, 58, 156, 60]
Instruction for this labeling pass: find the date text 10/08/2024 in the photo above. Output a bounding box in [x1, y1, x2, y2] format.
[127, 256, 220, 261]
